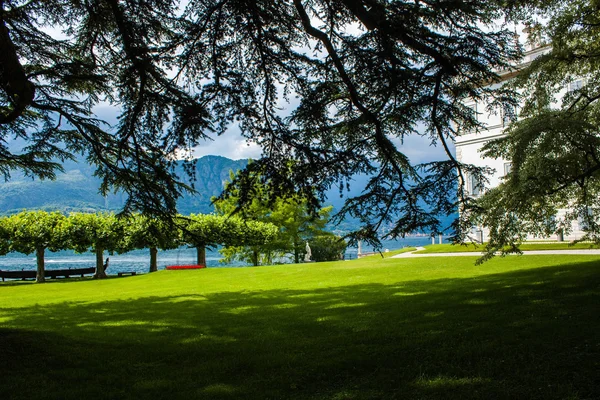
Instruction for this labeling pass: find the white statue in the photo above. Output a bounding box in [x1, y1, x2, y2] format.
[304, 241, 312, 262]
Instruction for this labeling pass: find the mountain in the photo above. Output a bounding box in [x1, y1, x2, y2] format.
[176, 156, 248, 214]
[0, 155, 248, 215]
[0, 155, 456, 234]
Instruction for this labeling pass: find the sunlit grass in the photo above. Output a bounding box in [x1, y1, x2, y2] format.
[0, 254, 598, 399]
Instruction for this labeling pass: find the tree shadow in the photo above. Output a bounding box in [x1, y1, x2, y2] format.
[0, 260, 598, 399]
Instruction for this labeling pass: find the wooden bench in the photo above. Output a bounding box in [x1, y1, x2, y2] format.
[0, 267, 96, 282]
[117, 271, 137, 277]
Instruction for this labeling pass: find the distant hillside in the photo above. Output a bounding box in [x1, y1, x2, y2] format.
[0, 155, 248, 215]
[176, 156, 249, 214]
[0, 154, 457, 234]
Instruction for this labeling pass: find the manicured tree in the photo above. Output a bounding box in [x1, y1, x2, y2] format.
[181, 214, 227, 266]
[217, 218, 280, 266]
[6, 211, 67, 283]
[269, 199, 333, 264]
[182, 214, 278, 266]
[124, 214, 182, 272]
[65, 213, 125, 279]
[0, 216, 11, 257]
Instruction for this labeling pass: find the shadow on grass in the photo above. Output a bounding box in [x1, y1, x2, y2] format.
[0, 260, 598, 400]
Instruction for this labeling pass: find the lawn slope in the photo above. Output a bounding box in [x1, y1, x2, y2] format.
[0, 255, 598, 400]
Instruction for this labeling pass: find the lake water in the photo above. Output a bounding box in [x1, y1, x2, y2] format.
[0, 236, 446, 276]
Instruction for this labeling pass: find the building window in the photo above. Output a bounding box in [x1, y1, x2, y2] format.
[502, 105, 517, 127]
[578, 208, 594, 231]
[466, 103, 477, 122]
[504, 163, 512, 176]
[470, 174, 482, 196]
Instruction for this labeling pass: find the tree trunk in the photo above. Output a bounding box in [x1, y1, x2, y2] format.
[94, 247, 107, 279]
[35, 246, 45, 283]
[196, 245, 206, 266]
[266, 250, 272, 266]
[252, 249, 259, 266]
[294, 239, 300, 264]
[0, 18, 36, 124]
[149, 247, 158, 272]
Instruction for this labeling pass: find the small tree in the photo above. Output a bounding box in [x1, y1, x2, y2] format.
[309, 233, 347, 262]
[6, 211, 67, 283]
[64, 213, 125, 279]
[270, 200, 333, 263]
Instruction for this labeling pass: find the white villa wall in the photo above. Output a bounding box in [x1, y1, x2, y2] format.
[455, 45, 587, 242]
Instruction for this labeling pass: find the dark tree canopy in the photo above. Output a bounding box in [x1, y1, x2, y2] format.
[0, 0, 524, 245]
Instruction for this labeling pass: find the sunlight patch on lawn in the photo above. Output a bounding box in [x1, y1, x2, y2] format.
[415, 375, 491, 388]
[393, 291, 428, 296]
[465, 299, 494, 305]
[81, 320, 150, 327]
[288, 293, 321, 299]
[201, 383, 238, 395]
[317, 315, 339, 322]
[424, 311, 444, 318]
[226, 305, 261, 314]
[78, 320, 179, 329]
[181, 334, 237, 344]
[271, 303, 299, 309]
[162, 295, 208, 303]
[325, 302, 367, 309]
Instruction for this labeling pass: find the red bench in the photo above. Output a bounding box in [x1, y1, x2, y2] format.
[165, 265, 206, 270]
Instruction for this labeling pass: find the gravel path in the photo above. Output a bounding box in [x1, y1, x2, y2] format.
[390, 247, 600, 258]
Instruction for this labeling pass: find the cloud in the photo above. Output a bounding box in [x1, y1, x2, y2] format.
[190, 127, 263, 160]
[92, 101, 451, 165]
[91, 104, 262, 160]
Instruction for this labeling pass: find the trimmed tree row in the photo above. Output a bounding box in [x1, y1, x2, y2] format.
[0, 211, 278, 283]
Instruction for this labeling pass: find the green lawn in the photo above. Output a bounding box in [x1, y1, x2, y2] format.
[415, 242, 600, 253]
[1, 254, 598, 399]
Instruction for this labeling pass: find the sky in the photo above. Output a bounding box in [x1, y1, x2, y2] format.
[94, 82, 451, 165]
[95, 102, 451, 165]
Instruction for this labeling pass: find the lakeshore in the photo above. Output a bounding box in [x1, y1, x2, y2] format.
[0, 236, 443, 275]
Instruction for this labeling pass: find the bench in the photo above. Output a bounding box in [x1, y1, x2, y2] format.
[117, 271, 137, 277]
[0, 267, 96, 282]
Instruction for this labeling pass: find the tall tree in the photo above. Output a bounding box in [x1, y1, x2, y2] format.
[472, 0, 600, 259]
[0, 1, 521, 243]
[197, 0, 521, 247]
[5, 211, 67, 283]
[215, 171, 338, 264]
[0, 0, 212, 217]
